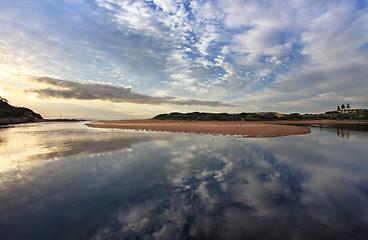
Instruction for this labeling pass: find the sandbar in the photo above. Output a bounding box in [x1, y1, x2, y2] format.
[87, 119, 312, 138]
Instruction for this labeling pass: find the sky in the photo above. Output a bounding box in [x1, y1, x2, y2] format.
[0, 0, 368, 119]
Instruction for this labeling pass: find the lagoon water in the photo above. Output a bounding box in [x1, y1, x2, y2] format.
[1, 122, 368, 240]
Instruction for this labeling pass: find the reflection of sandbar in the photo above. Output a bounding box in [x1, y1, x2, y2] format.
[87, 119, 311, 138]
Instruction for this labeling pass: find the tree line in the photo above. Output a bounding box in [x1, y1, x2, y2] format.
[153, 110, 368, 121]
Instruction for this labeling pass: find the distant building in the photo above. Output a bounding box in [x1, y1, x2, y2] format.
[339, 108, 360, 114]
[337, 103, 360, 113]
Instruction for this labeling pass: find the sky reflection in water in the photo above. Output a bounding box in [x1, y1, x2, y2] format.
[0, 122, 368, 240]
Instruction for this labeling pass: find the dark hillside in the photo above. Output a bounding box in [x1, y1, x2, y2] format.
[0, 97, 43, 125]
[153, 110, 368, 121]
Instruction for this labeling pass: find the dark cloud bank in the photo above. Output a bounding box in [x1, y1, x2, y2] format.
[28, 77, 232, 107]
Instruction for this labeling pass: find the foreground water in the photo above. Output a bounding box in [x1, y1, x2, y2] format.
[0, 122, 368, 240]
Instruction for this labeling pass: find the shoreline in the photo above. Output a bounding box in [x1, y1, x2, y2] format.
[87, 119, 315, 138]
[263, 119, 368, 126]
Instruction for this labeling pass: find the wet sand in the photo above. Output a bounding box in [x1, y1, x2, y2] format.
[87, 119, 312, 138]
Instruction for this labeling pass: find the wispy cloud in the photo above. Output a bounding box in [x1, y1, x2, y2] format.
[27, 76, 232, 107]
[231, 0, 368, 112]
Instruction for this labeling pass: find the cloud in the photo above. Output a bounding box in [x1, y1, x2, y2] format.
[1, 0, 368, 114]
[233, 62, 368, 113]
[27, 76, 232, 107]
[230, 1, 368, 112]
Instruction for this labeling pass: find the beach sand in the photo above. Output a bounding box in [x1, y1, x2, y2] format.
[87, 119, 312, 138]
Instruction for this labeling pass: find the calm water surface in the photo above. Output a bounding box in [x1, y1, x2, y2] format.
[1, 122, 368, 240]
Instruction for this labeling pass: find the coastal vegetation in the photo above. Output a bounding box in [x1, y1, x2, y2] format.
[0, 96, 43, 125]
[153, 110, 368, 121]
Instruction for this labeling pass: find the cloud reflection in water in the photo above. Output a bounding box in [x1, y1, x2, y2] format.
[0, 123, 368, 239]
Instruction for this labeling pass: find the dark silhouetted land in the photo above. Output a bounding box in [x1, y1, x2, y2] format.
[0, 97, 43, 125]
[153, 110, 368, 121]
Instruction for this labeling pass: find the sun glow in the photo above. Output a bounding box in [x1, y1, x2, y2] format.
[0, 87, 5, 96]
[28, 93, 36, 100]
[0, 67, 11, 81]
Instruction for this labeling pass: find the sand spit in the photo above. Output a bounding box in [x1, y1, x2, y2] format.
[87, 119, 312, 138]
